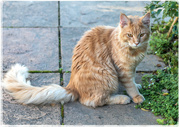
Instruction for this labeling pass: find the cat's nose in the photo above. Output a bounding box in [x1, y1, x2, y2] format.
[135, 42, 139, 46]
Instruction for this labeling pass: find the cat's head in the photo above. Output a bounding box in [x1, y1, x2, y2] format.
[119, 12, 150, 49]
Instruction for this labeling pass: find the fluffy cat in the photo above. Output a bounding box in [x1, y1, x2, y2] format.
[3, 12, 150, 108]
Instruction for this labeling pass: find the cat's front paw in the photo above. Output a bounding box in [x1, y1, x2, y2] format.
[135, 84, 142, 89]
[132, 94, 145, 104]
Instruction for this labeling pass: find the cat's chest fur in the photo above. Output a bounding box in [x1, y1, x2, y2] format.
[111, 33, 147, 76]
[113, 50, 145, 76]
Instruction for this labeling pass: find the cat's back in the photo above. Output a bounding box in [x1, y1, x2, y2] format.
[75, 26, 115, 53]
[89, 25, 115, 35]
[83, 26, 115, 43]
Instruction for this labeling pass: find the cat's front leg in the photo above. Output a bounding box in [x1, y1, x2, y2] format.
[126, 82, 145, 104]
[121, 77, 145, 104]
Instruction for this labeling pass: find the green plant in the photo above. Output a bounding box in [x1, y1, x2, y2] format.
[136, 69, 178, 125]
[145, 1, 178, 72]
[137, 1, 179, 125]
[149, 32, 178, 74]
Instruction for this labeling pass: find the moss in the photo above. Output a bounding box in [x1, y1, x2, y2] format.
[29, 70, 60, 73]
[65, 71, 71, 73]
[59, 68, 63, 73]
[61, 104, 64, 125]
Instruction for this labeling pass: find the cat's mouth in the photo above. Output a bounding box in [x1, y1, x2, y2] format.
[129, 43, 141, 49]
[131, 45, 139, 49]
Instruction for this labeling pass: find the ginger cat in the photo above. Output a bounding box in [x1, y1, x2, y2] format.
[3, 12, 150, 108]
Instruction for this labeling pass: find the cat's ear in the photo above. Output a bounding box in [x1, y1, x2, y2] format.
[141, 12, 150, 27]
[120, 13, 130, 28]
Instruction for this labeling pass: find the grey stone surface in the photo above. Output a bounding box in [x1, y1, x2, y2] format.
[3, 73, 61, 125]
[64, 101, 160, 125]
[63, 73, 160, 125]
[61, 27, 166, 72]
[27, 73, 61, 87]
[137, 55, 166, 71]
[3, 28, 59, 71]
[3, 1, 58, 27]
[63, 73, 71, 87]
[60, 1, 150, 27]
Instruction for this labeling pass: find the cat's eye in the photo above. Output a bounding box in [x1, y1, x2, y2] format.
[140, 33, 145, 37]
[127, 34, 133, 37]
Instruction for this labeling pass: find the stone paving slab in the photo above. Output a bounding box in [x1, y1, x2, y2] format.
[3, 73, 61, 125]
[60, 1, 150, 27]
[61, 27, 166, 72]
[137, 55, 166, 71]
[64, 102, 160, 125]
[63, 73, 160, 125]
[3, 1, 58, 27]
[3, 28, 59, 71]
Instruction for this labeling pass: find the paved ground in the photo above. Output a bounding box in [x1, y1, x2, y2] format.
[2, 1, 166, 125]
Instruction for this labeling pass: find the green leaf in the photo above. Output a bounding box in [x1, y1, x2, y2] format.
[150, 5, 155, 11]
[156, 9, 162, 15]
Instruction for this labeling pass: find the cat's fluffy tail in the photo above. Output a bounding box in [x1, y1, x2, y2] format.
[2, 64, 76, 105]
